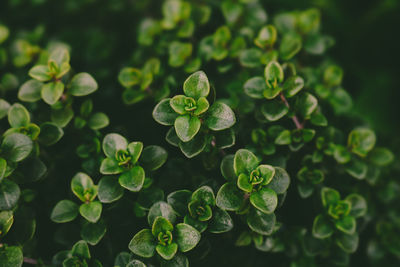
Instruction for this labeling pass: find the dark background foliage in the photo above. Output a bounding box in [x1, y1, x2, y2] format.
[1, 0, 399, 136]
[1, 0, 399, 266]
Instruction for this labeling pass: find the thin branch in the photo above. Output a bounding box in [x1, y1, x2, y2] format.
[23, 257, 38, 265]
[279, 93, 303, 129]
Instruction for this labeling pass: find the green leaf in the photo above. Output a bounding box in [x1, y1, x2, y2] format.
[18, 79, 43, 102]
[297, 183, 314, 199]
[169, 41, 192, 67]
[348, 128, 376, 157]
[175, 223, 201, 252]
[152, 216, 174, 236]
[129, 229, 156, 258]
[167, 190, 192, 216]
[71, 240, 90, 259]
[118, 68, 141, 88]
[0, 24, 10, 44]
[194, 97, 209, 116]
[267, 167, 290, 194]
[71, 172, 97, 202]
[312, 214, 333, 239]
[148, 202, 177, 226]
[296, 93, 318, 118]
[50, 200, 79, 223]
[49, 47, 70, 67]
[153, 98, 179, 126]
[239, 48, 262, 68]
[237, 173, 252, 193]
[205, 102, 236, 131]
[174, 115, 201, 142]
[215, 129, 234, 149]
[234, 149, 259, 176]
[279, 33, 302, 60]
[88, 112, 109, 130]
[166, 127, 180, 147]
[51, 106, 74, 127]
[216, 183, 244, 211]
[250, 188, 278, 214]
[321, 187, 340, 207]
[8, 103, 30, 128]
[100, 158, 124, 174]
[257, 165, 275, 185]
[0, 211, 13, 236]
[98, 176, 124, 203]
[329, 88, 353, 114]
[244, 76, 266, 99]
[127, 142, 143, 164]
[283, 76, 304, 98]
[114, 251, 131, 267]
[235, 232, 252, 247]
[80, 220, 106, 246]
[220, 154, 236, 182]
[102, 133, 128, 158]
[80, 201, 102, 223]
[335, 216, 356, 234]
[192, 186, 215, 206]
[0, 99, 10, 119]
[336, 233, 359, 253]
[368, 147, 394, 166]
[119, 166, 145, 192]
[345, 194, 367, 218]
[41, 81, 64, 105]
[183, 71, 210, 99]
[184, 215, 208, 233]
[156, 243, 178, 260]
[261, 100, 288, 121]
[264, 61, 284, 88]
[275, 130, 291, 145]
[123, 89, 147, 105]
[255, 25, 277, 48]
[208, 208, 234, 233]
[246, 208, 276, 235]
[345, 159, 368, 180]
[69, 73, 98, 96]
[0, 246, 23, 267]
[170, 95, 188, 115]
[0, 157, 7, 182]
[29, 65, 51, 82]
[1, 133, 33, 162]
[324, 65, 343, 87]
[160, 253, 189, 267]
[178, 132, 207, 158]
[140, 145, 168, 171]
[0, 181, 19, 211]
[38, 122, 64, 146]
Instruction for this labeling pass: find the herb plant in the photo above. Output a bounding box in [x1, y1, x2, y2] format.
[0, 1, 398, 267]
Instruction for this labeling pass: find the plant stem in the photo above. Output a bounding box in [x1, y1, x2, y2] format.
[279, 93, 303, 129]
[24, 257, 38, 265]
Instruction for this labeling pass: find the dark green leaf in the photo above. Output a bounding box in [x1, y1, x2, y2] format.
[141, 146, 168, 171]
[129, 229, 156, 258]
[51, 200, 79, 223]
[98, 176, 124, 203]
[174, 223, 201, 252]
[246, 208, 276, 235]
[69, 73, 98, 96]
[205, 102, 236, 131]
[216, 183, 244, 211]
[119, 166, 145, 192]
[79, 201, 102, 223]
[153, 99, 179, 126]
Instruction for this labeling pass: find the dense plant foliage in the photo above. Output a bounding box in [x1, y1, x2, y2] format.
[0, 0, 399, 266]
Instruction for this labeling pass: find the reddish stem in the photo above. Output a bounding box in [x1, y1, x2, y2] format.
[279, 93, 303, 129]
[24, 258, 38, 265]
